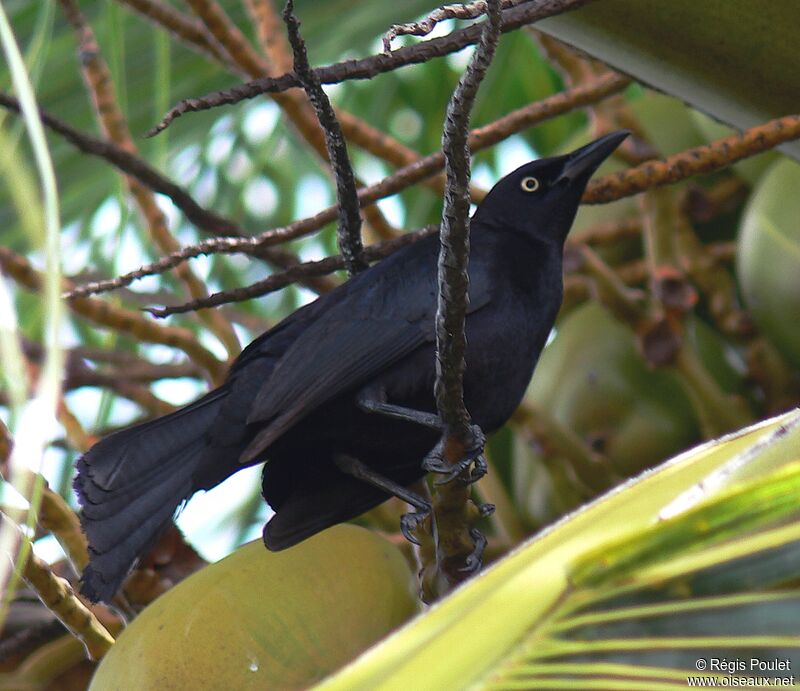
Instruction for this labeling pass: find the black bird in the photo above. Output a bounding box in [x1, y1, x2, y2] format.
[75, 130, 628, 602]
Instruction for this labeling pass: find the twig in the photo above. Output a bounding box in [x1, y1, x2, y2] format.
[182, 0, 396, 241]
[147, 220, 720, 317]
[641, 187, 698, 314]
[0, 419, 10, 477]
[116, 0, 234, 67]
[584, 114, 800, 203]
[20, 546, 114, 660]
[534, 31, 658, 164]
[569, 216, 640, 245]
[282, 1, 366, 275]
[533, 29, 600, 86]
[149, 0, 599, 135]
[184, 0, 266, 76]
[67, 73, 629, 300]
[383, 0, 525, 53]
[577, 245, 751, 437]
[0, 95, 335, 296]
[14, 340, 187, 414]
[0, 246, 224, 381]
[57, 0, 240, 362]
[0, 423, 87, 575]
[34, 476, 89, 574]
[428, 0, 503, 598]
[0, 93, 237, 235]
[512, 401, 619, 495]
[146, 226, 438, 316]
[243, 0, 292, 72]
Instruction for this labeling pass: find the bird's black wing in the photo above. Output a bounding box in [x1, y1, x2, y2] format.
[240, 235, 494, 462]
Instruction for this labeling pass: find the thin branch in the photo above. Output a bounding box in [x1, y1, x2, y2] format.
[156, 235, 734, 325]
[123, 0, 369, 241]
[429, 0, 503, 597]
[146, 226, 438, 316]
[149, 0, 599, 135]
[584, 114, 800, 203]
[20, 546, 115, 660]
[0, 246, 224, 381]
[36, 477, 89, 574]
[184, 0, 266, 76]
[577, 245, 752, 437]
[145, 220, 711, 317]
[0, 93, 237, 234]
[58, 0, 240, 362]
[0, 94, 334, 297]
[0, 422, 88, 575]
[383, 0, 524, 52]
[282, 1, 366, 274]
[66, 73, 628, 300]
[511, 401, 619, 495]
[117, 0, 235, 66]
[182, 0, 396, 241]
[570, 216, 641, 245]
[243, 0, 293, 72]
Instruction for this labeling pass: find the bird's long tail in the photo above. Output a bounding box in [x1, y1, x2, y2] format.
[74, 387, 231, 602]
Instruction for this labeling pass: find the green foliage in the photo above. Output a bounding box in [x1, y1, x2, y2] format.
[1, 1, 799, 687]
[320, 413, 800, 690]
[540, 0, 800, 161]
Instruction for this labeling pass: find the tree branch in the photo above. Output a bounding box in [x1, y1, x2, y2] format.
[282, 1, 366, 274]
[145, 226, 438, 316]
[0, 246, 224, 381]
[57, 0, 240, 361]
[148, 0, 599, 135]
[428, 0, 502, 597]
[0, 93, 335, 296]
[20, 546, 114, 661]
[116, 0, 235, 66]
[584, 114, 800, 203]
[65, 73, 627, 300]
[383, 0, 526, 52]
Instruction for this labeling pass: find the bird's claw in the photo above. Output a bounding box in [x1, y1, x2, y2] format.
[478, 502, 495, 517]
[423, 424, 487, 485]
[400, 508, 430, 545]
[428, 453, 488, 485]
[462, 528, 488, 574]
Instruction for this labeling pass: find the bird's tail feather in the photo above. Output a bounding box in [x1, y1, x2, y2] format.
[75, 388, 228, 602]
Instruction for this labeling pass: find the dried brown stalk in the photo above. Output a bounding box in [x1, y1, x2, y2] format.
[584, 114, 800, 203]
[20, 549, 114, 660]
[0, 246, 224, 381]
[66, 73, 629, 301]
[57, 0, 241, 360]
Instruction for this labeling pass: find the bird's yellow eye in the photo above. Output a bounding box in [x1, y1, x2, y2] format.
[520, 176, 540, 193]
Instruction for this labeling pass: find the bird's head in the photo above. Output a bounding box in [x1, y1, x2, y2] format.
[473, 130, 630, 244]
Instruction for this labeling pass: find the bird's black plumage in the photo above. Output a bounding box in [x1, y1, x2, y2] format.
[75, 131, 628, 602]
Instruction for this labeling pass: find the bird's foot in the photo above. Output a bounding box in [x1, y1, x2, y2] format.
[423, 424, 487, 485]
[400, 507, 431, 545]
[462, 528, 488, 574]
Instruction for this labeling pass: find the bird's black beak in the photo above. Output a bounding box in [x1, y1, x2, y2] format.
[557, 130, 630, 184]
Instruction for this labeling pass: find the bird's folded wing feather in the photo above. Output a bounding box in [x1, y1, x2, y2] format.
[239, 263, 493, 462]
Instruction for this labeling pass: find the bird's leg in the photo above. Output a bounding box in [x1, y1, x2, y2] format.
[356, 388, 442, 430]
[422, 424, 487, 485]
[333, 454, 431, 545]
[357, 387, 487, 489]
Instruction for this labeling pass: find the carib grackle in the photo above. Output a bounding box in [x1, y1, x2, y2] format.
[75, 130, 629, 602]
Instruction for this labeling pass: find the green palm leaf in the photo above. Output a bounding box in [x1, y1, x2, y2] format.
[318, 411, 800, 690]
